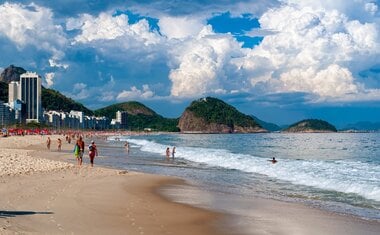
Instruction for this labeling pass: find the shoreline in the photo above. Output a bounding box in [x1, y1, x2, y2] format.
[1, 134, 379, 234]
[0, 135, 226, 235]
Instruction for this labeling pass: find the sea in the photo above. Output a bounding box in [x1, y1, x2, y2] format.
[94, 133, 380, 222]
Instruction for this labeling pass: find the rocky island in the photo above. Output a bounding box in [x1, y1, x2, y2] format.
[178, 97, 267, 133]
[283, 119, 337, 133]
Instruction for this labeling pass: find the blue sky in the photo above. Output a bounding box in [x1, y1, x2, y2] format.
[0, 0, 379, 127]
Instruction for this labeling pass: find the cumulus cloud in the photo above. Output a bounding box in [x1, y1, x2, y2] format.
[158, 16, 204, 39]
[70, 12, 161, 46]
[0, 2, 67, 59]
[168, 26, 245, 98]
[44, 72, 55, 88]
[117, 85, 155, 100]
[236, 3, 380, 101]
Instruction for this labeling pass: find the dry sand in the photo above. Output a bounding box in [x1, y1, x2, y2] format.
[0, 135, 379, 235]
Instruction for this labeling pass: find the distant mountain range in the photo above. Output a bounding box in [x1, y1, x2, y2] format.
[341, 122, 380, 131]
[1, 65, 378, 132]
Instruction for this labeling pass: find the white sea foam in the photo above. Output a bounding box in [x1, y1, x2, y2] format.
[125, 138, 380, 202]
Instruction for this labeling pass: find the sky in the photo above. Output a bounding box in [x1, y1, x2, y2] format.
[0, 0, 379, 127]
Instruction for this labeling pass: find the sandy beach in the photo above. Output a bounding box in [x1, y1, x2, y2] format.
[0, 135, 223, 235]
[0, 135, 379, 235]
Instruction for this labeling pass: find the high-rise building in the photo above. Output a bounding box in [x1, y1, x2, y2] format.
[116, 110, 128, 129]
[19, 72, 42, 123]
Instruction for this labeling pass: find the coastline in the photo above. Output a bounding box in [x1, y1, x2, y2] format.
[0, 135, 225, 235]
[0, 134, 379, 234]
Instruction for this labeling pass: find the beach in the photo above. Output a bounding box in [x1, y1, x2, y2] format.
[0, 135, 222, 235]
[0, 134, 379, 234]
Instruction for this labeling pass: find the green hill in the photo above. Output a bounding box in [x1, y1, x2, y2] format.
[42, 88, 93, 116]
[94, 102, 179, 132]
[284, 119, 337, 133]
[178, 97, 266, 133]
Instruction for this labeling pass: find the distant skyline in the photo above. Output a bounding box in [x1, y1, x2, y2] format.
[0, 0, 379, 127]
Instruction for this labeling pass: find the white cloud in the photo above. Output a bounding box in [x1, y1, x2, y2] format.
[0, 2, 67, 59]
[71, 12, 161, 46]
[117, 85, 155, 100]
[236, 3, 380, 100]
[168, 25, 245, 98]
[365, 2, 378, 15]
[44, 72, 55, 88]
[158, 16, 204, 39]
[73, 83, 87, 91]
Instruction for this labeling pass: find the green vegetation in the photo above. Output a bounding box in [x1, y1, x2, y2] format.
[41, 88, 93, 116]
[94, 102, 179, 132]
[284, 119, 337, 132]
[187, 97, 261, 128]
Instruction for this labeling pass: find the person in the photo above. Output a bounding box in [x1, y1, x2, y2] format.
[76, 137, 85, 166]
[46, 137, 51, 150]
[57, 138, 62, 151]
[124, 141, 129, 153]
[88, 140, 98, 167]
[166, 147, 170, 159]
[268, 157, 278, 164]
[172, 147, 176, 159]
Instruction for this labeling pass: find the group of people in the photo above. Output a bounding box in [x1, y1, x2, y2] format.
[46, 135, 98, 167]
[73, 137, 98, 167]
[165, 146, 176, 159]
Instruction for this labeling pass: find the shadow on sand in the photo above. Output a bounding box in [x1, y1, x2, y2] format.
[0, 211, 53, 218]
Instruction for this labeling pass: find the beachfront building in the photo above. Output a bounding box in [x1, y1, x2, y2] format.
[19, 72, 42, 123]
[0, 100, 15, 126]
[44, 110, 110, 130]
[115, 110, 128, 129]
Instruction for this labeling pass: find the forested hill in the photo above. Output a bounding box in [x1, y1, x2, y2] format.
[42, 88, 93, 116]
[94, 102, 179, 132]
[283, 119, 337, 132]
[178, 97, 267, 133]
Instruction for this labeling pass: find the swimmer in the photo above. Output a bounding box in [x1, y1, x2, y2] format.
[268, 157, 277, 164]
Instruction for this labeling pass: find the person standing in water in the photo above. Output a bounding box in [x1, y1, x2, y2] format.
[268, 157, 277, 164]
[166, 147, 170, 159]
[172, 147, 176, 159]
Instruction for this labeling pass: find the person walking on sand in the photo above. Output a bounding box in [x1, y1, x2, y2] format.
[57, 138, 62, 151]
[76, 137, 85, 166]
[46, 137, 51, 150]
[172, 147, 176, 159]
[88, 140, 98, 167]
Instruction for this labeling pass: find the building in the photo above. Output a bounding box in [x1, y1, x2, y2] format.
[19, 72, 42, 123]
[0, 100, 14, 127]
[116, 111, 128, 129]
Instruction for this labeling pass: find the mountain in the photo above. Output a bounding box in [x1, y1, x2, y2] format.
[283, 119, 337, 133]
[0, 65, 26, 83]
[94, 101, 179, 131]
[342, 121, 380, 131]
[251, 115, 281, 131]
[42, 88, 93, 116]
[178, 97, 266, 133]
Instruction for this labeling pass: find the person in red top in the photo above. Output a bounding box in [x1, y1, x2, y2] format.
[88, 140, 98, 167]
